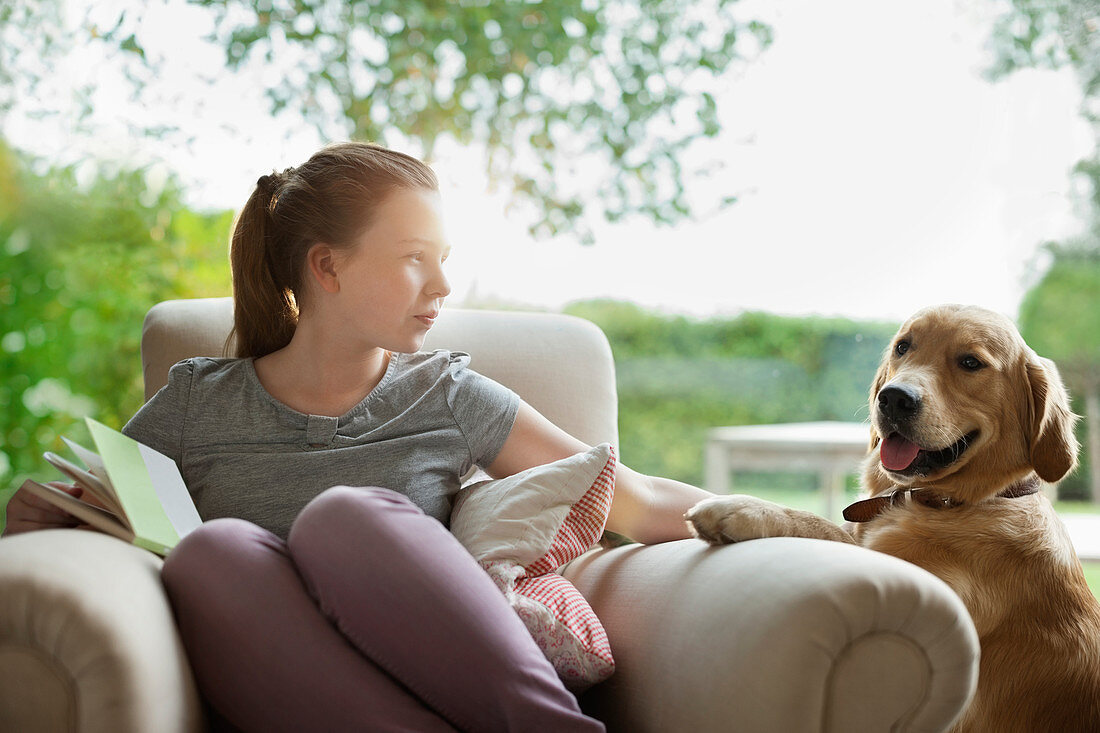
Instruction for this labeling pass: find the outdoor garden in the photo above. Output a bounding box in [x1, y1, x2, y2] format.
[1, 1, 1098, 597]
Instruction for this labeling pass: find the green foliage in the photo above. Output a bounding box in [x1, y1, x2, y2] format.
[1018, 243, 1100, 373]
[0, 141, 232, 524]
[565, 299, 895, 366]
[1019, 242, 1100, 501]
[988, 2, 1100, 502]
[0, 1, 65, 117]
[565, 299, 897, 486]
[195, 0, 770, 239]
[987, 0, 1100, 222]
[986, 0, 1099, 80]
[0, 1, 770, 241]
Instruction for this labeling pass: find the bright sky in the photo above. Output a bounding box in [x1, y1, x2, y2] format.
[6, 0, 1093, 322]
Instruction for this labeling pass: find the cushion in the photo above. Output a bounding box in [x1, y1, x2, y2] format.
[450, 443, 617, 691]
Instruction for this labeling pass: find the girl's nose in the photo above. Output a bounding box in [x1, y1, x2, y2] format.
[429, 268, 451, 298]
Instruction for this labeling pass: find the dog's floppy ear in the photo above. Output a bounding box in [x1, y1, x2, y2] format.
[1025, 354, 1079, 482]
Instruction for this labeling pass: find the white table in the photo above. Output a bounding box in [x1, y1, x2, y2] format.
[705, 421, 872, 519]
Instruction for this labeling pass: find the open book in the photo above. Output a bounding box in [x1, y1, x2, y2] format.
[20, 417, 202, 556]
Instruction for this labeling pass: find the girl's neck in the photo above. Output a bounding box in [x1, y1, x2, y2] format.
[253, 318, 391, 417]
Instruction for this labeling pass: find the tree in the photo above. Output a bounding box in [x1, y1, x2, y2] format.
[987, 0, 1099, 80]
[1018, 243, 1100, 501]
[988, 1, 1100, 498]
[0, 0, 772, 241]
[987, 0, 1100, 208]
[0, 140, 232, 522]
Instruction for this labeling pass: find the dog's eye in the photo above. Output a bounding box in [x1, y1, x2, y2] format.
[959, 355, 984, 371]
[894, 340, 910, 356]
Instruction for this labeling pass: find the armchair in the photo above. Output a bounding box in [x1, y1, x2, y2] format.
[0, 298, 979, 732]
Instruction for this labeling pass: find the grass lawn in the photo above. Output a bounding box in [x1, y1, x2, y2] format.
[1082, 562, 1100, 600]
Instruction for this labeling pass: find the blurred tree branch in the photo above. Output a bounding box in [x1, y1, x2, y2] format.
[989, 1, 1100, 498]
[1018, 242, 1100, 501]
[987, 0, 1100, 215]
[0, 0, 771, 241]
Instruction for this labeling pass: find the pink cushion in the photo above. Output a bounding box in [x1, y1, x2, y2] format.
[451, 444, 617, 690]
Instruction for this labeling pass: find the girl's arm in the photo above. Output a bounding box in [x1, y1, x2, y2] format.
[486, 400, 713, 545]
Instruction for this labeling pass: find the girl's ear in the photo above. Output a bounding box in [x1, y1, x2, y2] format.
[306, 243, 341, 294]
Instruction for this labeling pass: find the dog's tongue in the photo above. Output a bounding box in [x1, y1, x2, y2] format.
[881, 434, 921, 471]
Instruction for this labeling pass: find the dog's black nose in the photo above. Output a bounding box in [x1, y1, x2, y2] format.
[878, 384, 921, 421]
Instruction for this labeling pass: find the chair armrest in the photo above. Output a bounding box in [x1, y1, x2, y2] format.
[563, 537, 978, 733]
[0, 530, 204, 733]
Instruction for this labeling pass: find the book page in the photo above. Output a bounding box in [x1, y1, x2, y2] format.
[62, 436, 107, 479]
[43, 451, 124, 517]
[18, 479, 134, 543]
[138, 442, 202, 537]
[86, 417, 198, 554]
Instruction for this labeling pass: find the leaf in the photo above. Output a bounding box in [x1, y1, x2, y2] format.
[118, 33, 146, 60]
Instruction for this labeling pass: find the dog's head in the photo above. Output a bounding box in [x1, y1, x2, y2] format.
[863, 304, 1079, 503]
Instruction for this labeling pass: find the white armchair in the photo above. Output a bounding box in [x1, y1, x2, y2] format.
[0, 298, 979, 732]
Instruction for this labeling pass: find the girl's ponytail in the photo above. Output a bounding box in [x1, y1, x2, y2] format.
[228, 175, 298, 358]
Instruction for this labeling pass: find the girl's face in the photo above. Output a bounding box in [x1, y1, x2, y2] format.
[330, 187, 452, 353]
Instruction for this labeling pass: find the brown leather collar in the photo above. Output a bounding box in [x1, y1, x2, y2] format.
[842, 475, 1042, 523]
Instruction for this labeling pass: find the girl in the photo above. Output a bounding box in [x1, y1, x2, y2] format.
[4, 142, 712, 732]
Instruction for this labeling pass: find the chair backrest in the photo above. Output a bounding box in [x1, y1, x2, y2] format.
[140, 298, 619, 448]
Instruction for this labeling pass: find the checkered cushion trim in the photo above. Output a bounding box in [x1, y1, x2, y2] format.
[525, 446, 616, 577]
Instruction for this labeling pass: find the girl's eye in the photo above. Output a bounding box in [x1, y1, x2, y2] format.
[959, 355, 984, 371]
[894, 340, 910, 356]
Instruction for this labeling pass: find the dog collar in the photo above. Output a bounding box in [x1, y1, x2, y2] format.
[842, 475, 1042, 523]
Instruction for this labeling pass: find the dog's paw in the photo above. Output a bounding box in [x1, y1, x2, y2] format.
[685, 495, 856, 546]
[685, 495, 796, 545]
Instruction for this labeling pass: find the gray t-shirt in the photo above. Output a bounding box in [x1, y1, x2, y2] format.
[122, 351, 520, 539]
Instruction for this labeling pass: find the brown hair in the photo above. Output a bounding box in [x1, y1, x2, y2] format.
[228, 142, 439, 358]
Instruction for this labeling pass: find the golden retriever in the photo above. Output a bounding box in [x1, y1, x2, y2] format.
[686, 304, 1100, 732]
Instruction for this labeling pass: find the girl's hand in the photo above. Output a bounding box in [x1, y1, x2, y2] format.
[2, 482, 86, 536]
